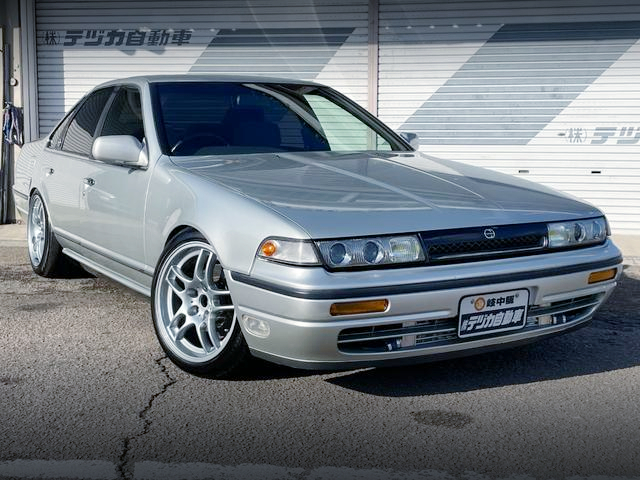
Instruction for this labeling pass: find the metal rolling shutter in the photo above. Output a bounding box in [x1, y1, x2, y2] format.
[35, 0, 368, 136]
[379, 0, 640, 235]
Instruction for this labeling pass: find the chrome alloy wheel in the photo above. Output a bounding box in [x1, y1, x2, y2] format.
[28, 195, 46, 267]
[155, 241, 236, 364]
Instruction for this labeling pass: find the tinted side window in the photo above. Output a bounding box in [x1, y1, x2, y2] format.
[304, 94, 391, 151]
[62, 88, 113, 157]
[100, 87, 144, 141]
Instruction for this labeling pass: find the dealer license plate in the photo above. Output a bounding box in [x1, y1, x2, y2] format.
[458, 289, 529, 338]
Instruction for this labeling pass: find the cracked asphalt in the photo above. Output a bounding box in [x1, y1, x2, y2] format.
[1, 245, 639, 480]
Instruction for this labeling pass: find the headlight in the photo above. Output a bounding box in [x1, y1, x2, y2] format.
[316, 235, 425, 269]
[547, 217, 608, 249]
[257, 238, 320, 265]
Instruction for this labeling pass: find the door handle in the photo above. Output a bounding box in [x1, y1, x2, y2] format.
[83, 177, 95, 187]
[44, 167, 54, 176]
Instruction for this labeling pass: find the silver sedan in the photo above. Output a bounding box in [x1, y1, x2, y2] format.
[14, 75, 622, 377]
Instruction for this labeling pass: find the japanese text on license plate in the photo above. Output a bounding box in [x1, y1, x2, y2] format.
[458, 289, 529, 338]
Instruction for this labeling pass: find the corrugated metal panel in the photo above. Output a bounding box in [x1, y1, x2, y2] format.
[35, 0, 368, 133]
[379, 0, 640, 234]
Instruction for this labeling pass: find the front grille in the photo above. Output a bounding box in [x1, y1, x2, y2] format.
[338, 318, 458, 354]
[427, 234, 543, 258]
[527, 293, 604, 327]
[337, 292, 604, 354]
[421, 223, 548, 263]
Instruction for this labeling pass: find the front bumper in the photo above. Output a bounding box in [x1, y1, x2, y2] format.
[227, 240, 622, 370]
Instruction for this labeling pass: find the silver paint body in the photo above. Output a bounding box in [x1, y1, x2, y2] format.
[13, 75, 622, 369]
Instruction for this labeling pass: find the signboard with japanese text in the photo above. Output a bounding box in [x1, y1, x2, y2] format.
[39, 29, 194, 48]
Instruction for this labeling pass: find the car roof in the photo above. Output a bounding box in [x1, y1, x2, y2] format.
[94, 74, 324, 90]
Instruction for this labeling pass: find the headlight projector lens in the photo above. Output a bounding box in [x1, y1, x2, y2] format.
[329, 243, 350, 265]
[363, 241, 383, 264]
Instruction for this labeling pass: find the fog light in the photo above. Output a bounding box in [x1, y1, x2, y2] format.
[330, 299, 389, 316]
[588, 268, 617, 284]
[241, 315, 270, 338]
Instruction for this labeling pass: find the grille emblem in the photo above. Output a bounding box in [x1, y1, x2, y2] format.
[483, 228, 496, 239]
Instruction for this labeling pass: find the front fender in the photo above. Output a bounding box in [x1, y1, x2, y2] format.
[144, 156, 310, 274]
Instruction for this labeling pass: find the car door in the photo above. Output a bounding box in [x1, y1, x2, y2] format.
[42, 87, 115, 246]
[79, 85, 150, 276]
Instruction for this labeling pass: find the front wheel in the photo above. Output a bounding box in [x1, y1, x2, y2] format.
[151, 232, 249, 377]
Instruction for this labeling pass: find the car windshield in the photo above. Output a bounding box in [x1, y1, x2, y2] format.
[152, 82, 407, 156]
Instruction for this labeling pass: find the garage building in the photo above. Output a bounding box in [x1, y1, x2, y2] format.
[3, 0, 640, 234]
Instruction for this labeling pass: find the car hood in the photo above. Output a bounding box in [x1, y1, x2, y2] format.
[173, 151, 601, 238]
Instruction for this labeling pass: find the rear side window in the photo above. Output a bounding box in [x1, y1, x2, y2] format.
[62, 88, 113, 157]
[100, 87, 144, 142]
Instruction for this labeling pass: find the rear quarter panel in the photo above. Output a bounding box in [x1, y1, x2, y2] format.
[13, 139, 48, 217]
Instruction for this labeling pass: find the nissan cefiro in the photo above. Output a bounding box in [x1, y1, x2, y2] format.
[14, 75, 622, 377]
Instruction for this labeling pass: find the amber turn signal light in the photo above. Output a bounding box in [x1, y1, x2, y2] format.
[260, 240, 277, 257]
[588, 268, 617, 284]
[330, 299, 389, 316]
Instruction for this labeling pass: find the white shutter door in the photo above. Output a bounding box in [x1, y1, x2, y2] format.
[35, 0, 368, 135]
[379, 0, 640, 234]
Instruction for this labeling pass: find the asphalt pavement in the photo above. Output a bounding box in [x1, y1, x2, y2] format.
[1, 225, 639, 480]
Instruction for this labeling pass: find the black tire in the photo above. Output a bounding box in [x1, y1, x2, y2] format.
[151, 231, 250, 378]
[27, 191, 81, 278]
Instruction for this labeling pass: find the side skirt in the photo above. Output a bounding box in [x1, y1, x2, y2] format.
[62, 248, 152, 297]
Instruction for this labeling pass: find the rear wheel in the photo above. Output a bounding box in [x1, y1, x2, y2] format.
[151, 231, 249, 377]
[27, 192, 76, 277]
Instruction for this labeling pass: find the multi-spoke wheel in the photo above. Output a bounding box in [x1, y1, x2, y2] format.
[27, 191, 73, 277]
[28, 194, 47, 267]
[151, 231, 249, 377]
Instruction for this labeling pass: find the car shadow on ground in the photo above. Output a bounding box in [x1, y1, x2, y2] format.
[324, 265, 640, 396]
